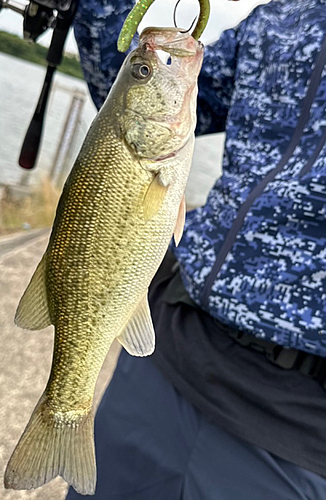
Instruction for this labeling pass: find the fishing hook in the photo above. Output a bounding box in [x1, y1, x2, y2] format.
[117, 0, 210, 53]
[173, 0, 197, 35]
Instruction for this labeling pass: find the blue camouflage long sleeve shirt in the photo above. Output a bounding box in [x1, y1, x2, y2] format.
[74, 0, 326, 356]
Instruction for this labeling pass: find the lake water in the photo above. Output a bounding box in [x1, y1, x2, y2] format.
[0, 52, 223, 207]
[0, 52, 97, 186]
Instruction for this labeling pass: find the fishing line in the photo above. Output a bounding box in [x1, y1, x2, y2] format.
[173, 0, 197, 34]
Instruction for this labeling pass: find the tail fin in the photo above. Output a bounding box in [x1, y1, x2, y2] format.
[4, 395, 96, 495]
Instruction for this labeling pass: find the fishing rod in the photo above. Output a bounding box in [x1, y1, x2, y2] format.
[0, 0, 79, 169]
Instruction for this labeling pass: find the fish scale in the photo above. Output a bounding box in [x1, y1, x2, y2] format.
[4, 27, 203, 495]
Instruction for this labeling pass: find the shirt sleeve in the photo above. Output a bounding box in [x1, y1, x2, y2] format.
[73, 0, 136, 110]
[196, 26, 241, 136]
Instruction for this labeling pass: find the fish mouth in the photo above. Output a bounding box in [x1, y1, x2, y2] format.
[147, 38, 200, 58]
[139, 26, 204, 65]
[155, 43, 202, 58]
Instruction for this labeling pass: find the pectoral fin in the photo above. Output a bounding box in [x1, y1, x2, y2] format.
[143, 175, 168, 221]
[174, 195, 186, 247]
[15, 254, 52, 330]
[117, 294, 155, 356]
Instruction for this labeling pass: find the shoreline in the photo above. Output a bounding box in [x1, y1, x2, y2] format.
[0, 30, 83, 79]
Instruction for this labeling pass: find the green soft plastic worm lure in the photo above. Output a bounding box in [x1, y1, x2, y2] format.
[117, 0, 210, 52]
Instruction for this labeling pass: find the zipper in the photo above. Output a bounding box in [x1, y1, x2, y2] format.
[201, 35, 326, 307]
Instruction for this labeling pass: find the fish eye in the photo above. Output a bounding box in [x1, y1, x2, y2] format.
[131, 63, 151, 80]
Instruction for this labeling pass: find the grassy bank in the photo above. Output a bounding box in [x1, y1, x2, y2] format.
[0, 179, 60, 235]
[0, 30, 83, 79]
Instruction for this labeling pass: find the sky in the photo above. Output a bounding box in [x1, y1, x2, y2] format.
[0, 0, 270, 54]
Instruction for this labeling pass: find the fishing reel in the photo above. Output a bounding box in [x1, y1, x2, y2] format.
[0, 0, 79, 169]
[0, 0, 74, 41]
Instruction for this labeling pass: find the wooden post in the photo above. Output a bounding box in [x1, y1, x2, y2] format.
[49, 90, 86, 187]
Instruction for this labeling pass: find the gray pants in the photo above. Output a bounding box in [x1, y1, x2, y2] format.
[66, 350, 326, 500]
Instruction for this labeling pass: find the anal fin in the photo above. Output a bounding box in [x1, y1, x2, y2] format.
[15, 254, 52, 330]
[117, 294, 155, 356]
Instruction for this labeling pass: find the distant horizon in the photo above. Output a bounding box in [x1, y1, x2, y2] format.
[0, 0, 270, 55]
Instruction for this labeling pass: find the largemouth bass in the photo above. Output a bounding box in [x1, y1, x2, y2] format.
[4, 27, 203, 495]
